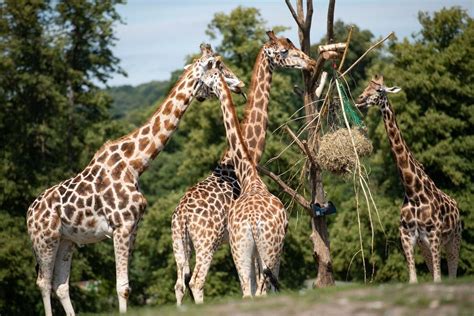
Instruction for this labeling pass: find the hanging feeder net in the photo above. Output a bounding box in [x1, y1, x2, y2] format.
[316, 79, 373, 176]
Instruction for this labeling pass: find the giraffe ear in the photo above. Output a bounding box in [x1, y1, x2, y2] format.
[385, 86, 401, 94]
[372, 74, 384, 85]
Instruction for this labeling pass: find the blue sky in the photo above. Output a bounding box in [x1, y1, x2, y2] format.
[108, 0, 473, 87]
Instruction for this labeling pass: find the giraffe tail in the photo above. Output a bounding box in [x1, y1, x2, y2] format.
[250, 222, 280, 292]
[181, 223, 194, 302]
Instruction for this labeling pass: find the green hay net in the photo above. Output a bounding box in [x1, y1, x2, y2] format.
[335, 78, 363, 127]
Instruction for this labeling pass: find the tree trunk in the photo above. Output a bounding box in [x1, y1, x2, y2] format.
[304, 85, 335, 288]
[285, 0, 335, 287]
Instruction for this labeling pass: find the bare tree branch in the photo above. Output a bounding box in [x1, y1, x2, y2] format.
[339, 32, 394, 78]
[302, 140, 318, 167]
[284, 125, 319, 168]
[285, 0, 304, 30]
[305, 0, 313, 29]
[337, 26, 353, 72]
[284, 125, 307, 154]
[310, 54, 325, 90]
[257, 165, 312, 214]
[327, 0, 336, 43]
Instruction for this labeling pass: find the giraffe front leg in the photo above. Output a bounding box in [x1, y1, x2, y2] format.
[429, 231, 442, 283]
[400, 226, 417, 284]
[113, 226, 134, 313]
[52, 239, 75, 316]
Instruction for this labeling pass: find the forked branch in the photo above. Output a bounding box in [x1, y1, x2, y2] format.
[257, 165, 312, 214]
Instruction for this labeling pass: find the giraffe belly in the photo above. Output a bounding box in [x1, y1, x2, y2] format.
[61, 215, 113, 245]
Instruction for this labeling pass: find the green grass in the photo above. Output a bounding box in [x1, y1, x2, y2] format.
[85, 277, 474, 316]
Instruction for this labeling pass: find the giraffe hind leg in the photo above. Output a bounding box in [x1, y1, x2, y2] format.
[428, 231, 442, 283]
[52, 239, 75, 316]
[230, 226, 254, 298]
[417, 238, 434, 276]
[172, 222, 191, 306]
[188, 245, 216, 304]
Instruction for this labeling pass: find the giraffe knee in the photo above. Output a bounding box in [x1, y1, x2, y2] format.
[36, 277, 52, 294]
[175, 281, 185, 294]
[54, 283, 70, 300]
[117, 285, 131, 300]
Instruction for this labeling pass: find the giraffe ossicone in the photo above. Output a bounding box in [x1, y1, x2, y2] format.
[357, 74, 462, 284]
[26, 44, 243, 316]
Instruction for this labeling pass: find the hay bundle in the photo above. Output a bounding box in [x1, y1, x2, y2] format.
[317, 128, 372, 175]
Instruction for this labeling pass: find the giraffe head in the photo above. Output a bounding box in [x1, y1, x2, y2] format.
[263, 30, 316, 70]
[183, 43, 243, 101]
[356, 74, 401, 109]
[195, 54, 245, 102]
[201, 68, 226, 98]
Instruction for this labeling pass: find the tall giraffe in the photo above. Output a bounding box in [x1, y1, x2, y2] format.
[26, 44, 243, 316]
[172, 31, 315, 304]
[202, 68, 288, 298]
[356, 75, 462, 283]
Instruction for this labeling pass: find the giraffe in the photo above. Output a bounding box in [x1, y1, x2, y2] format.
[26, 44, 244, 316]
[202, 67, 288, 298]
[356, 74, 462, 283]
[171, 30, 315, 304]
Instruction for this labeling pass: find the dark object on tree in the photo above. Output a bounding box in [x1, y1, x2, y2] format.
[312, 201, 337, 217]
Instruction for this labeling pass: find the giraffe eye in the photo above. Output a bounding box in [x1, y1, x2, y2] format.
[280, 49, 288, 55]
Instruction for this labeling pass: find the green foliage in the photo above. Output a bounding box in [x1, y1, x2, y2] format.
[106, 81, 169, 119]
[0, 213, 39, 315]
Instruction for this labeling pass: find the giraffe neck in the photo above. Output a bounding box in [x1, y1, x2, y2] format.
[380, 96, 430, 198]
[112, 67, 200, 176]
[216, 74, 262, 192]
[221, 48, 273, 165]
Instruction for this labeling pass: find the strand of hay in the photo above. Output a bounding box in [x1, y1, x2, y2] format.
[316, 127, 373, 176]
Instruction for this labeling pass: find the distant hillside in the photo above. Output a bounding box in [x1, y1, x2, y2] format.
[106, 80, 170, 119]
